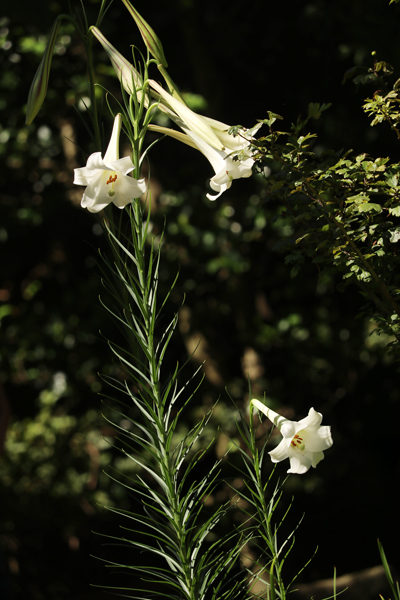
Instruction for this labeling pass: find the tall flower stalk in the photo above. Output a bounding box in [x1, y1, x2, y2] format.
[233, 400, 318, 600]
[66, 31, 250, 598]
[96, 201, 249, 598]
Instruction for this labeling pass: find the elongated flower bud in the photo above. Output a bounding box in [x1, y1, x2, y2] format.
[91, 26, 147, 105]
[147, 124, 199, 150]
[120, 0, 168, 67]
[25, 19, 61, 125]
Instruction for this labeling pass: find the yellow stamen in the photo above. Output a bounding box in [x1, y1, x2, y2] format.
[290, 433, 305, 451]
[106, 173, 118, 197]
[106, 174, 118, 185]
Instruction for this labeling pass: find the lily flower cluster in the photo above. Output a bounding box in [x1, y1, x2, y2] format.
[26, 2, 262, 211]
[251, 399, 333, 474]
[90, 26, 261, 202]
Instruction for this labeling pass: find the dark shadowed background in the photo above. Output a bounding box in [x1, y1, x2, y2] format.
[1, 0, 400, 598]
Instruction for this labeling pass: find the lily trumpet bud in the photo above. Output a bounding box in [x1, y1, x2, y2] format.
[120, 0, 168, 68]
[25, 18, 61, 125]
[91, 27, 148, 105]
[149, 80, 224, 151]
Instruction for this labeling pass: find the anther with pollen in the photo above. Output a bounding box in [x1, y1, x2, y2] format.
[291, 434, 304, 448]
[106, 174, 117, 185]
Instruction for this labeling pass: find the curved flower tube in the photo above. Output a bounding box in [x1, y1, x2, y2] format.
[73, 114, 146, 213]
[149, 79, 224, 151]
[251, 400, 333, 475]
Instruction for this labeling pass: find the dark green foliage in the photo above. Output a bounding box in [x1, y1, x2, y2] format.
[254, 78, 400, 355]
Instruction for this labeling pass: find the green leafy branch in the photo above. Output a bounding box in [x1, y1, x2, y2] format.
[253, 89, 400, 355]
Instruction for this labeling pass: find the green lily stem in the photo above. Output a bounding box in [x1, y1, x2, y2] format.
[249, 409, 286, 600]
[86, 28, 101, 151]
[157, 64, 187, 103]
[130, 203, 196, 600]
[126, 140, 195, 599]
[96, 69, 196, 598]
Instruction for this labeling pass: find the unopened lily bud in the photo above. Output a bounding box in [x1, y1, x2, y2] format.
[120, 0, 168, 68]
[25, 19, 61, 125]
[147, 124, 199, 150]
[91, 26, 147, 105]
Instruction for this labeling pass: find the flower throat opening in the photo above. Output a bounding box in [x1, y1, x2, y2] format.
[107, 173, 117, 197]
[291, 431, 305, 451]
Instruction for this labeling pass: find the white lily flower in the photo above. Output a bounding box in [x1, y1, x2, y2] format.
[147, 80, 260, 199]
[73, 114, 146, 213]
[251, 400, 333, 475]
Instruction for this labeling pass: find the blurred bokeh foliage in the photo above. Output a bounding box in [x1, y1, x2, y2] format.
[1, 0, 400, 598]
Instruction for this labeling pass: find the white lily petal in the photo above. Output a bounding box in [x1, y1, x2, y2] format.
[311, 451, 325, 468]
[106, 156, 135, 176]
[182, 128, 226, 174]
[86, 152, 106, 171]
[296, 407, 323, 431]
[84, 199, 110, 213]
[269, 438, 290, 463]
[73, 166, 92, 186]
[103, 114, 122, 164]
[280, 421, 297, 439]
[303, 427, 333, 452]
[207, 177, 231, 200]
[206, 188, 226, 201]
[287, 453, 312, 475]
[111, 175, 147, 208]
[81, 172, 110, 210]
[201, 116, 249, 151]
[182, 128, 254, 200]
[74, 153, 106, 186]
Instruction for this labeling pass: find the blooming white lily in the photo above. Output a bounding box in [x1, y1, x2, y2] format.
[147, 80, 260, 199]
[73, 114, 146, 213]
[251, 400, 333, 475]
